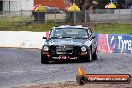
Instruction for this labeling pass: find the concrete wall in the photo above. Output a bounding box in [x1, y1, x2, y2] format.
[0, 31, 46, 49]
[3, 0, 33, 11]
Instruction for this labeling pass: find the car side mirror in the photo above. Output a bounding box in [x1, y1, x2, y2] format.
[42, 36, 47, 40]
[91, 35, 95, 39]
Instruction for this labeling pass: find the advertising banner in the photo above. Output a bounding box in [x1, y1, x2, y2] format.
[98, 34, 132, 54]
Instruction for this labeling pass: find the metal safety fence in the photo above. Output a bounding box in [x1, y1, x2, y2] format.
[0, 9, 132, 24]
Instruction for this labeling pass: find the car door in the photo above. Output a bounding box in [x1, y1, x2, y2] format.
[88, 29, 96, 54]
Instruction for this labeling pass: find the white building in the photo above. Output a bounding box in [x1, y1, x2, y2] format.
[0, 0, 33, 12]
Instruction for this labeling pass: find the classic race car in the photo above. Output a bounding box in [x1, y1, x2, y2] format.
[41, 25, 97, 64]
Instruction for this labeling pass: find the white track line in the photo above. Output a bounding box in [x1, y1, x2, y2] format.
[0, 69, 60, 74]
[49, 68, 60, 71]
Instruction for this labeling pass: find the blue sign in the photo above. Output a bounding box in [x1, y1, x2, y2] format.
[108, 34, 132, 54]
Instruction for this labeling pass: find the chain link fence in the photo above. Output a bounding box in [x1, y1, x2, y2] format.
[0, 9, 132, 24]
[89, 9, 132, 24]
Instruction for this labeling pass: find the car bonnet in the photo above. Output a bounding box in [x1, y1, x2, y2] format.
[46, 39, 91, 46]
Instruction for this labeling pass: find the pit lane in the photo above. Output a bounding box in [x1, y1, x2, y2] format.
[0, 48, 132, 88]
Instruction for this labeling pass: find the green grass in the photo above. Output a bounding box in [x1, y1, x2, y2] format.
[0, 21, 132, 34]
[91, 23, 132, 34]
[0, 21, 56, 31]
[0, 16, 32, 22]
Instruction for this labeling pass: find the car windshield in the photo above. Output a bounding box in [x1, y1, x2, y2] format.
[50, 28, 88, 39]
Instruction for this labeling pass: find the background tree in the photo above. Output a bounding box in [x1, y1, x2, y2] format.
[94, 0, 127, 9]
[125, 0, 132, 8]
[65, 0, 94, 22]
[95, 0, 109, 9]
[69, 0, 93, 10]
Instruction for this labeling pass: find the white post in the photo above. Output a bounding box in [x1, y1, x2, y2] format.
[118, 9, 120, 24]
[131, 6, 132, 19]
[85, 9, 87, 23]
[74, 11, 76, 25]
[55, 10, 56, 22]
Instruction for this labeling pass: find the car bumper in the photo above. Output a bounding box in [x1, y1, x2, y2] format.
[41, 51, 90, 61]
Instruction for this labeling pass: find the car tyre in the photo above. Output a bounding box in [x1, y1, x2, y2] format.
[88, 48, 92, 61]
[41, 50, 49, 64]
[41, 55, 49, 64]
[92, 48, 97, 60]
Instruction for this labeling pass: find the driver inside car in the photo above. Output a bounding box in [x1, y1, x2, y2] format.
[78, 30, 88, 38]
[54, 30, 63, 37]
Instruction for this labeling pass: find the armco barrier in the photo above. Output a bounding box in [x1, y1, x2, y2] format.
[98, 34, 132, 54]
[0, 31, 131, 54]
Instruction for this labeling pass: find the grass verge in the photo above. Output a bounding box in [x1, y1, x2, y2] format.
[91, 23, 132, 34]
[0, 21, 132, 34]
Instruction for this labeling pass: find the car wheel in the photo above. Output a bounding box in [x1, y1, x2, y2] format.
[41, 50, 49, 64]
[41, 55, 49, 64]
[92, 48, 97, 60]
[88, 48, 92, 61]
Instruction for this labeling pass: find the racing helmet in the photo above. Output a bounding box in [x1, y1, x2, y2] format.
[54, 29, 63, 37]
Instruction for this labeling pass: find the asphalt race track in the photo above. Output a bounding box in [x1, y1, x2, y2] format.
[0, 48, 132, 88]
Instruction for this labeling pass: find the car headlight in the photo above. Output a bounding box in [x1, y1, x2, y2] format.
[81, 46, 87, 52]
[43, 46, 49, 51]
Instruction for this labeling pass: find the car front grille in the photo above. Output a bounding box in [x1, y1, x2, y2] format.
[56, 45, 73, 54]
[50, 45, 56, 54]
